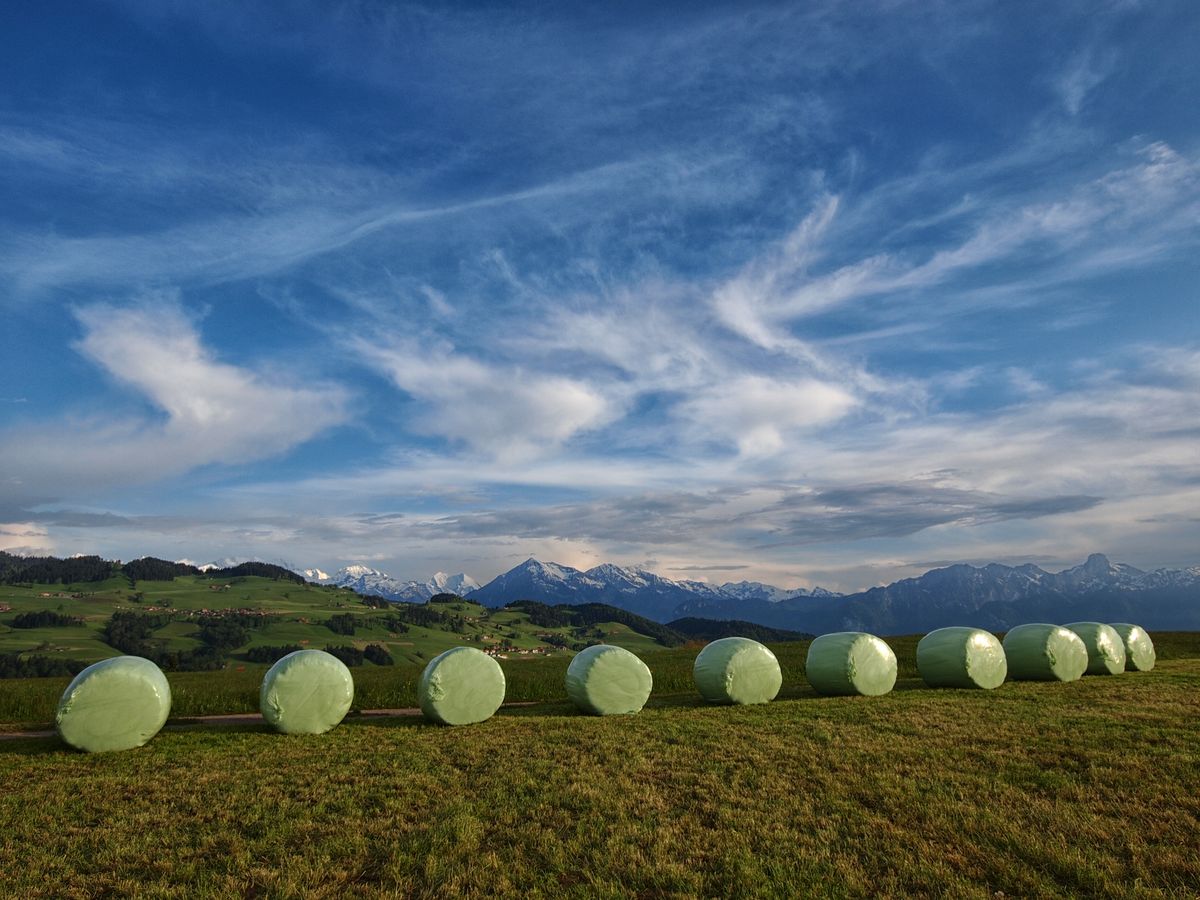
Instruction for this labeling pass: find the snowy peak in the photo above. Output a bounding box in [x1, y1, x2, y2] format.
[472, 558, 843, 621]
[304, 565, 481, 603]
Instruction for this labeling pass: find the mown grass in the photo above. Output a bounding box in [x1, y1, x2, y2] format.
[1, 655, 1197, 898]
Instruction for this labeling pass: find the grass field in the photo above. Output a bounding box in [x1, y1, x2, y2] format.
[0, 574, 671, 669]
[1, 634, 1198, 896]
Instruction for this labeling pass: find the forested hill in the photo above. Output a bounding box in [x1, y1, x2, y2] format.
[0, 552, 302, 586]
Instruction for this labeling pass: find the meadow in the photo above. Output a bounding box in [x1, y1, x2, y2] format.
[1, 633, 1198, 896]
[0, 574, 667, 676]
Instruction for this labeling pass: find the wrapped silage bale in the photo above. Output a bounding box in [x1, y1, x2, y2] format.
[419, 646, 506, 726]
[693, 637, 782, 705]
[916, 627, 1007, 689]
[1002, 624, 1088, 682]
[805, 632, 897, 696]
[565, 644, 653, 715]
[1064, 622, 1127, 675]
[55, 655, 172, 753]
[1110, 623, 1155, 671]
[260, 649, 355, 734]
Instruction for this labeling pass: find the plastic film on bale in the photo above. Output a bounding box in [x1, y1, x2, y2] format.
[419, 646, 506, 725]
[1110, 623, 1155, 671]
[260, 649, 355, 734]
[805, 632, 897, 696]
[1065, 622, 1126, 675]
[693, 637, 782, 705]
[1002, 624, 1088, 682]
[916, 627, 1007, 689]
[55, 655, 172, 753]
[565, 644, 653, 715]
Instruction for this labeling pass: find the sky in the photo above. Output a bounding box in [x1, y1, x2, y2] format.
[2, 0, 1198, 592]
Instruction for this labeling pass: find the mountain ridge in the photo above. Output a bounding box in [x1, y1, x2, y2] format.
[465, 553, 1200, 633]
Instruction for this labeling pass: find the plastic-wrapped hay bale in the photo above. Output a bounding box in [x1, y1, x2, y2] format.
[565, 644, 653, 715]
[693, 637, 782, 705]
[260, 649, 354, 734]
[1064, 622, 1127, 675]
[419, 646, 506, 725]
[1110, 623, 1156, 672]
[55, 655, 172, 753]
[916, 627, 1007, 689]
[805, 632, 897, 696]
[1002, 624, 1088, 682]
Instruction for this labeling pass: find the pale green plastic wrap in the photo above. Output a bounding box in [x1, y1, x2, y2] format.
[693, 637, 782, 705]
[55, 655, 172, 753]
[916, 627, 1007, 689]
[260, 649, 354, 734]
[1002, 624, 1088, 682]
[419, 646, 506, 726]
[1111, 623, 1156, 672]
[805, 632, 897, 696]
[1065, 622, 1127, 675]
[565, 644, 653, 715]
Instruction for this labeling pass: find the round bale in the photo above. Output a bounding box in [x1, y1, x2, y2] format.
[419, 646, 506, 726]
[805, 632, 897, 696]
[1110, 623, 1155, 672]
[1001, 624, 1088, 682]
[916, 627, 1007, 689]
[693, 637, 782, 705]
[260, 649, 355, 734]
[55, 655, 172, 753]
[1065, 622, 1127, 675]
[565, 644, 653, 715]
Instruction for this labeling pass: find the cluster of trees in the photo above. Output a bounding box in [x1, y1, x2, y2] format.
[101, 611, 223, 671]
[1, 551, 308, 588]
[205, 562, 304, 584]
[323, 643, 394, 667]
[386, 604, 451, 629]
[123, 557, 200, 584]
[0, 552, 114, 585]
[8, 610, 83, 629]
[245, 644, 304, 664]
[325, 613, 357, 635]
[0, 653, 88, 679]
[102, 608, 263, 669]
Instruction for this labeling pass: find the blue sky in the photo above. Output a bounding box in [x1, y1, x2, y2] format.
[2, 0, 1198, 591]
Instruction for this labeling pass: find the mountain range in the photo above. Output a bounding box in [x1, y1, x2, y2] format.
[303, 565, 481, 603]
[306, 554, 1200, 634]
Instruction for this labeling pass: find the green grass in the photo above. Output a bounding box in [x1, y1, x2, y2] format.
[0, 575, 675, 670]
[1, 654, 1197, 897]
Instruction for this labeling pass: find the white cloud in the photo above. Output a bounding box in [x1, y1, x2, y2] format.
[678, 376, 857, 457]
[0, 298, 350, 494]
[355, 338, 619, 461]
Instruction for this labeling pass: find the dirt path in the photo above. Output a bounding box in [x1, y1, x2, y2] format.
[0, 701, 540, 742]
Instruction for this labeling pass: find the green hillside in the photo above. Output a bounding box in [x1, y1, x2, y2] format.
[0, 572, 682, 673]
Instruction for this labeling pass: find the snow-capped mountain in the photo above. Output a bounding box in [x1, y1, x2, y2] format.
[718, 581, 838, 603]
[468, 553, 1200, 632]
[468, 558, 840, 623]
[305, 565, 481, 603]
[785, 554, 1200, 634]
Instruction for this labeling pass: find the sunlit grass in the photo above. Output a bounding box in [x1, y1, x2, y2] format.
[2, 654, 1197, 897]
